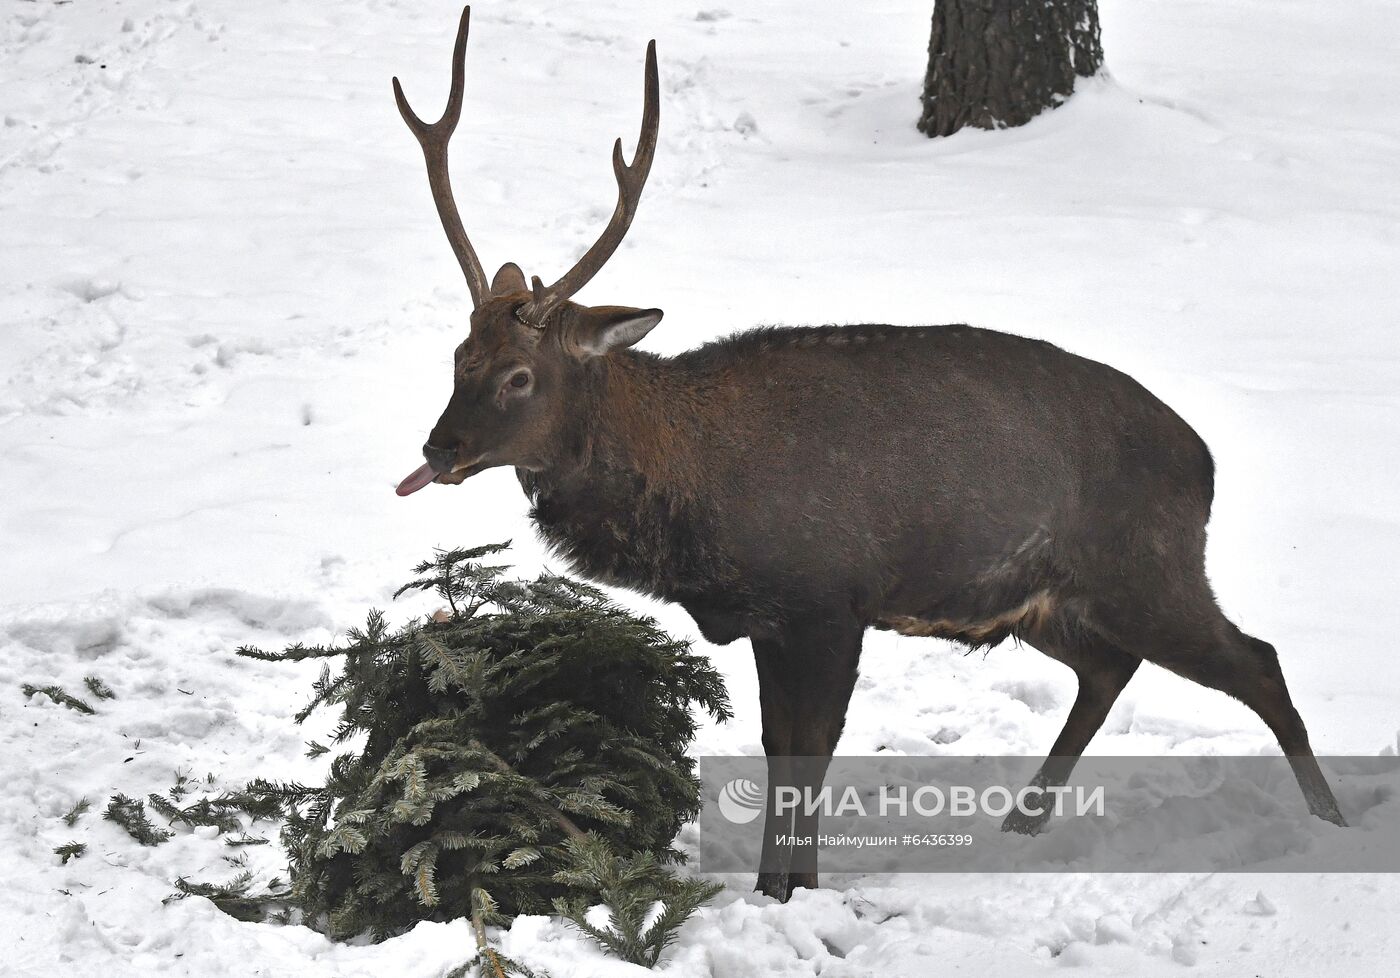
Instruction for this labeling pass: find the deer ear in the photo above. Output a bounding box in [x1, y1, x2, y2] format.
[571, 306, 664, 357]
[491, 262, 528, 295]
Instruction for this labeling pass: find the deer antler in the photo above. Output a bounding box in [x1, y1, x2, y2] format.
[392, 6, 491, 308]
[518, 40, 660, 326]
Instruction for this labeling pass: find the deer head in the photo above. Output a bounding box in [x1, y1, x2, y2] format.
[394, 7, 663, 496]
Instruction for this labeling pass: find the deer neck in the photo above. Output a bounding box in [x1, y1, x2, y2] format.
[595, 353, 708, 493]
[517, 352, 717, 596]
[525, 353, 705, 501]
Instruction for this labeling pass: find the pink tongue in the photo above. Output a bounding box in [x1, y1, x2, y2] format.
[396, 462, 438, 497]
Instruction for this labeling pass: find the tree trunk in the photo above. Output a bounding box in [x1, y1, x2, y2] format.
[918, 0, 1103, 138]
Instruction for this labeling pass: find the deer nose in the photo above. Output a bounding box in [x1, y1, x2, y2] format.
[422, 442, 458, 473]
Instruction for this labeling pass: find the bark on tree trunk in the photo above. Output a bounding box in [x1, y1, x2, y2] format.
[918, 0, 1103, 138]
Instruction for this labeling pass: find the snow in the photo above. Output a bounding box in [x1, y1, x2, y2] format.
[3, 0, 1399, 974]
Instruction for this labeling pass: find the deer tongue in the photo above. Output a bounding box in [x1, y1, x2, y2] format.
[396, 462, 438, 497]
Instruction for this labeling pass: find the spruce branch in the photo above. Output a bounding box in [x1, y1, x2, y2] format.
[104, 794, 173, 846]
[61, 797, 92, 827]
[147, 791, 244, 833]
[164, 871, 289, 923]
[54, 841, 87, 864]
[83, 675, 116, 700]
[225, 833, 269, 847]
[553, 835, 722, 968]
[21, 683, 95, 714]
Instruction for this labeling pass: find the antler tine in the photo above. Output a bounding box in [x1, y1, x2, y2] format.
[519, 40, 660, 326]
[392, 6, 491, 308]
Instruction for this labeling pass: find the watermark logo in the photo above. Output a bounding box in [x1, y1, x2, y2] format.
[717, 777, 764, 824]
[699, 755, 1397, 873]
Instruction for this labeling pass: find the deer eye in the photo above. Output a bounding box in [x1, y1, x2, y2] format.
[499, 369, 534, 403]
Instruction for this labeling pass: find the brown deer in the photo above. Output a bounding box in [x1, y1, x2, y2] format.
[391, 7, 1346, 901]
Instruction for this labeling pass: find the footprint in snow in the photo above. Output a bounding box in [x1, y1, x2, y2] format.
[991, 678, 1062, 714]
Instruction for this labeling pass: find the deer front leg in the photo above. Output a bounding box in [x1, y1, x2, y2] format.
[752, 614, 863, 901]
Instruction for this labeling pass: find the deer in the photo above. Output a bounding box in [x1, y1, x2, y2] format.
[390, 7, 1346, 902]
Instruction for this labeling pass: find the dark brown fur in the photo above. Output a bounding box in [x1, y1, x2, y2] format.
[395, 9, 1344, 904]
[418, 307, 1347, 902]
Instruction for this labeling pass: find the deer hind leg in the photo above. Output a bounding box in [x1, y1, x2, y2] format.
[1003, 611, 1141, 835]
[752, 613, 863, 902]
[1087, 580, 1347, 827]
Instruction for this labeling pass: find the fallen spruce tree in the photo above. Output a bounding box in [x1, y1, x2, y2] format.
[237, 543, 730, 964]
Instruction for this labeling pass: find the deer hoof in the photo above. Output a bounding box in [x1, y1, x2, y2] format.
[1001, 806, 1052, 836]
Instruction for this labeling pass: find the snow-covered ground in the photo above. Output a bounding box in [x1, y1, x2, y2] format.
[3, 0, 1399, 974]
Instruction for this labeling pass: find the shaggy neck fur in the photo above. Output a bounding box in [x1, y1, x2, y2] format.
[518, 352, 739, 604]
